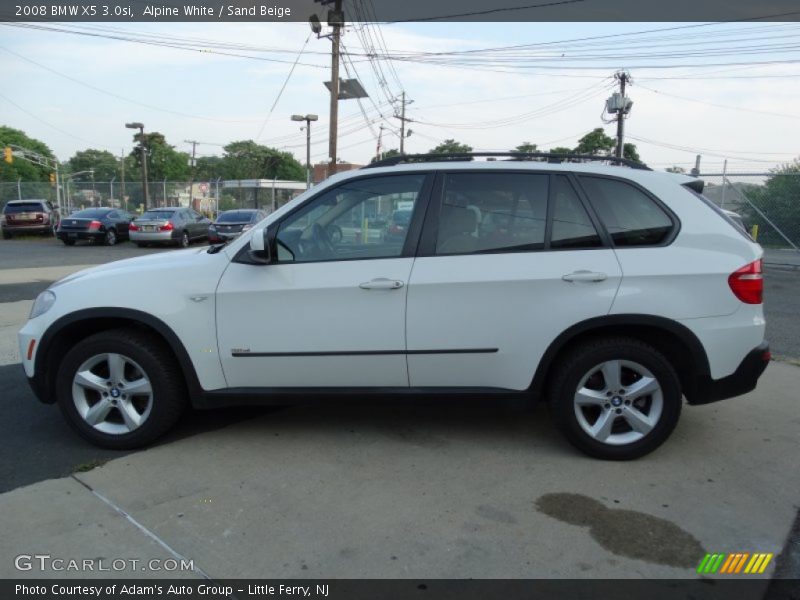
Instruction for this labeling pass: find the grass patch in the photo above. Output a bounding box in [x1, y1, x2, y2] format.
[73, 459, 107, 473]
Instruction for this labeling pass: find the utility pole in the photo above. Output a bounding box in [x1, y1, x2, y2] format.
[613, 71, 631, 159]
[394, 91, 413, 154]
[185, 139, 198, 209]
[120, 149, 127, 211]
[291, 114, 318, 189]
[126, 122, 149, 210]
[327, 0, 343, 177]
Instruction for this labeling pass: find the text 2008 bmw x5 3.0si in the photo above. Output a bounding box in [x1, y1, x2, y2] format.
[18, 155, 770, 460]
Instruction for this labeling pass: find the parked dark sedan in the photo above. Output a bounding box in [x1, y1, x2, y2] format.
[208, 209, 268, 243]
[57, 207, 133, 246]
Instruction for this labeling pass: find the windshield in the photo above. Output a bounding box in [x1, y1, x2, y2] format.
[4, 202, 45, 213]
[218, 211, 255, 223]
[139, 211, 174, 220]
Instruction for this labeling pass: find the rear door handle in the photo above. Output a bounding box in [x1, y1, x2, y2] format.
[562, 270, 608, 283]
[359, 278, 405, 290]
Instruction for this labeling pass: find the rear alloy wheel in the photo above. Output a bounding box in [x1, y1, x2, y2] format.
[104, 229, 117, 246]
[548, 337, 682, 460]
[179, 231, 190, 248]
[56, 329, 187, 449]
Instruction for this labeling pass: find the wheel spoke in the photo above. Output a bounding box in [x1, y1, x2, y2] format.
[106, 353, 126, 384]
[74, 370, 108, 393]
[84, 399, 113, 425]
[124, 377, 152, 396]
[623, 406, 655, 434]
[575, 387, 607, 406]
[600, 360, 622, 391]
[624, 376, 659, 400]
[590, 410, 616, 442]
[118, 399, 143, 431]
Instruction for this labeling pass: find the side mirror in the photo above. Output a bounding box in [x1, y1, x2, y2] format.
[248, 227, 271, 264]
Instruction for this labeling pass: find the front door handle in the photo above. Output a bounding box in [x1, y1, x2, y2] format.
[359, 278, 405, 290]
[562, 270, 608, 283]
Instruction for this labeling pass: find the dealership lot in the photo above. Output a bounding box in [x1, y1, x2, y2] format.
[0, 239, 798, 580]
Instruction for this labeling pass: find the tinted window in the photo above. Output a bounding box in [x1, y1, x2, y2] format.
[579, 176, 673, 246]
[218, 211, 256, 223]
[141, 210, 175, 220]
[435, 173, 548, 255]
[71, 209, 111, 219]
[550, 176, 602, 249]
[4, 202, 45, 213]
[276, 175, 425, 263]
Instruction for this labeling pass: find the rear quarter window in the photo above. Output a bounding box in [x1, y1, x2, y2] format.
[578, 176, 674, 247]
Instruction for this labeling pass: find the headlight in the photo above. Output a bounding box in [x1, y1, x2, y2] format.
[30, 290, 56, 319]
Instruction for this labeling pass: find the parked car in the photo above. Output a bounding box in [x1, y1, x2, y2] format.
[57, 207, 133, 246]
[208, 209, 267, 244]
[2, 199, 59, 239]
[129, 207, 211, 248]
[19, 154, 769, 459]
[384, 209, 413, 243]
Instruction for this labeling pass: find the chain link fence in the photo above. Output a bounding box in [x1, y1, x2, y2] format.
[700, 172, 800, 262]
[0, 179, 306, 217]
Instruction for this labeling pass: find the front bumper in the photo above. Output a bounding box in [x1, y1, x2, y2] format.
[691, 341, 771, 405]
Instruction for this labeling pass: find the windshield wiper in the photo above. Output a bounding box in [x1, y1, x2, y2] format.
[206, 242, 227, 254]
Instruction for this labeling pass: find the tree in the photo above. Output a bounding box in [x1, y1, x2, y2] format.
[371, 148, 400, 164]
[745, 159, 800, 248]
[0, 125, 54, 183]
[549, 146, 574, 155]
[575, 128, 615, 155]
[194, 156, 223, 181]
[68, 149, 119, 181]
[623, 143, 641, 163]
[513, 142, 538, 154]
[128, 132, 191, 181]
[221, 140, 304, 181]
[429, 139, 473, 154]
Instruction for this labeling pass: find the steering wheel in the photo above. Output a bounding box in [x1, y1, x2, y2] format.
[310, 222, 336, 257]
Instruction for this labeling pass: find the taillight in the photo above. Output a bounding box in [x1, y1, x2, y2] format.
[728, 259, 763, 304]
[129, 222, 139, 231]
[88, 220, 102, 230]
[159, 222, 174, 232]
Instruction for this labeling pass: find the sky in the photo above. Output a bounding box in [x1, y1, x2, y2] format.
[0, 20, 798, 175]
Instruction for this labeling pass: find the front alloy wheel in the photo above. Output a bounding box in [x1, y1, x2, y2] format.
[56, 329, 187, 448]
[549, 337, 682, 460]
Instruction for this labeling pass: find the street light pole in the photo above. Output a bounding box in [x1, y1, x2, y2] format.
[125, 122, 148, 210]
[292, 114, 319, 189]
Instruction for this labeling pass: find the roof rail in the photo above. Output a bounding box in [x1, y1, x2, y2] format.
[363, 152, 651, 171]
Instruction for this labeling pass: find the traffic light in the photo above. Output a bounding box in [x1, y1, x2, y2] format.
[49, 173, 56, 186]
[3, 147, 12, 164]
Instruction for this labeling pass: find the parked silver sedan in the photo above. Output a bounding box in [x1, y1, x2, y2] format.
[129, 207, 211, 248]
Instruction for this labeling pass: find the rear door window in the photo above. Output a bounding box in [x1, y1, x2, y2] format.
[578, 176, 674, 246]
[550, 176, 603, 249]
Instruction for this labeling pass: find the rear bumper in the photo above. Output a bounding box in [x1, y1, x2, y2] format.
[4, 224, 51, 234]
[691, 341, 770, 405]
[130, 231, 176, 243]
[57, 231, 104, 242]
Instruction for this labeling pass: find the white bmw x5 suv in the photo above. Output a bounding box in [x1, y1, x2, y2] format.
[18, 154, 769, 460]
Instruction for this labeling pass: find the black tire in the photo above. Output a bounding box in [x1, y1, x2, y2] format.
[179, 230, 190, 248]
[62, 239, 76, 246]
[2, 230, 11, 240]
[55, 328, 187, 449]
[136, 242, 148, 248]
[548, 337, 682, 460]
[104, 228, 117, 246]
